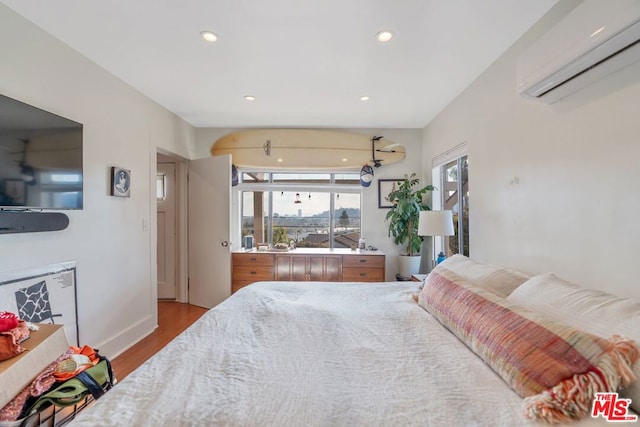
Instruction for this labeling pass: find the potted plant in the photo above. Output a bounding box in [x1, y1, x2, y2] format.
[385, 173, 434, 277]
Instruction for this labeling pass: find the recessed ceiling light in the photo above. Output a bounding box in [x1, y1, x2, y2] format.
[360, 96, 370, 101]
[244, 95, 256, 101]
[342, 158, 348, 162]
[201, 31, 218, 42]
[277, 158, 284, 163]
[376, 30, 393, 43]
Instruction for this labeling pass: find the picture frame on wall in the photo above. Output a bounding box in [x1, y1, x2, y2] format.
[378, 178, 400, 208]
[110, 167, 131, 197]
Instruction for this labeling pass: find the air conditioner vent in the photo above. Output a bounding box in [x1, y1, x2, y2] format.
[517, 0, 640, 102]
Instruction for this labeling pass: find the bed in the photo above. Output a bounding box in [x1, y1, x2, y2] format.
[69, 256, 639, 426]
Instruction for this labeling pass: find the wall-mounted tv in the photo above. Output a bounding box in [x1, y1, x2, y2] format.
[0, 94, 83, 210]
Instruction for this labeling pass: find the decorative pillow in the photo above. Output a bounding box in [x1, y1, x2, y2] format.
[507, 272, 640, 414]
[431, 254, 530, 297]
[418, 268, 639, 423]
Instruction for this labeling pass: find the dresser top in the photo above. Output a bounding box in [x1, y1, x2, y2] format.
[233, 248, 384, 256]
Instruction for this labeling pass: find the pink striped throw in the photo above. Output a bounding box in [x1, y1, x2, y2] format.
[418, 269, 638, 423]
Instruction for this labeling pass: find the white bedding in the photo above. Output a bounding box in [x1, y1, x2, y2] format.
[70, 281, 614, 426]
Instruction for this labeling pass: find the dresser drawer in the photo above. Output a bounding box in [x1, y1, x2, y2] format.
[342, 255, 384, 269]
[342, 267, 385, 282]
[232, 253, 274, 267]
[232, 266, 274, 281]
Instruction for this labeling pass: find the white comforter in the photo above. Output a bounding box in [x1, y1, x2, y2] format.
[70, 281, 612, 426]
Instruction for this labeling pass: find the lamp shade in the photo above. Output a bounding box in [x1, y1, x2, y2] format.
[418, 210, 455, 237]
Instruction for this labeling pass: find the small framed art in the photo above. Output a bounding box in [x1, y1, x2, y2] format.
[110, 167, 131, 197]
[378, 178, 400, 208]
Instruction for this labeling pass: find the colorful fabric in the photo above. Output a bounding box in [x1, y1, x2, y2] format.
[0, 311, 19, 333]
[0, 320, 30, 361]
[0, 349, 73, 421]
[53, 345, 100, 381]
[506, 272, 640, 413]
[418, 269, 638, 423]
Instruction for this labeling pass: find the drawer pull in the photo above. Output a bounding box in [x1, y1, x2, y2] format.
[250, 257, 257, 261]
[250, 271, 257, 275]
[359, 259, 367, 263]
[359, 272, 366, 277]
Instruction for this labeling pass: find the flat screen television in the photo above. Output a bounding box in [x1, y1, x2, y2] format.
[0, 94, 83, 210]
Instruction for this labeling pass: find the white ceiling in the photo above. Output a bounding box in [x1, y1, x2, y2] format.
[2, 0, 557, 129]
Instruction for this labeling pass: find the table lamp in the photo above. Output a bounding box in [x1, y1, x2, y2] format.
[418, 210, 455, 271]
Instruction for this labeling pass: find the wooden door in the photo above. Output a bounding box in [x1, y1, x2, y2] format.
[309, 255, 342, 281]
[157, 162, 177, 299]
[291, 255, 307, 281]
[276, 254, 309, 281]
[323, 256, 342, 281]
[308, 256, 324, 281]
[275, 255, 292, 281]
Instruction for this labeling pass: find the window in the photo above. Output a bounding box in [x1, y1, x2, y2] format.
[432, 144, 469, 257]
[237, 171, 361, 249]
[442, 156, 469, 256]
[156, 173, 167, 201]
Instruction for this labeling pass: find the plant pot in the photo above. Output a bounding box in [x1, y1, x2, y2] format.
[398, 255, 421, 277]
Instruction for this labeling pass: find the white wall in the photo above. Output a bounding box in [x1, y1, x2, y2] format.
[195, 127, 424, 280]
[422, 0, 640, 300]
[0, 4, 196, 357]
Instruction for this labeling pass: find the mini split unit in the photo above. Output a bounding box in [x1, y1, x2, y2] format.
[517, 0, 640, 103]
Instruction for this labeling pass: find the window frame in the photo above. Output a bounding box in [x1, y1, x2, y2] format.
[235, 169, 362, 249]
[431, 143, 469, 258]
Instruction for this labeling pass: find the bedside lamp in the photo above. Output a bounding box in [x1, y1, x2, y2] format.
[418, 210, 455, 271]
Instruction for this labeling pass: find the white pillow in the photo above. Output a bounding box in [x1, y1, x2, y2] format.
[432, 254, 530, 297]
[507, 272, 640, 413]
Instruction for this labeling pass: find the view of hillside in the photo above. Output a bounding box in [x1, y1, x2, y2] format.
[242, 207, 361, 248]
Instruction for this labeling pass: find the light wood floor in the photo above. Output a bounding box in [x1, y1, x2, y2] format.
[110, 301, 208, 380]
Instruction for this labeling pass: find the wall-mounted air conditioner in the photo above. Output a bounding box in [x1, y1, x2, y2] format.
[517, 0, 640, 103]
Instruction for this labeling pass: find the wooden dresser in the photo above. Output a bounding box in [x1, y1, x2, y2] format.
[232, 249, 385, 293]
[231, 252, 275, 293]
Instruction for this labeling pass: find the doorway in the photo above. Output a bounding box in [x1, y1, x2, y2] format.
[156, 152, 188, 303]
[157, 160, 177, 299]
[155, 151, 232, 307]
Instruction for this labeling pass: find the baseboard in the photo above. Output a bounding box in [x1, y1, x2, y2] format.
[93, 314, 157, 360]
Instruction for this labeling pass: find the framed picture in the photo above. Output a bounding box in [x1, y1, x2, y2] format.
[110, 167, 131, 197]
[4, 179, 26, 204]
[378, 178, 400, 208]
[0, 261, 79, 346]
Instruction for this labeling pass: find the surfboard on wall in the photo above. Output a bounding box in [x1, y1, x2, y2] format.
[210, 129, 405, 170]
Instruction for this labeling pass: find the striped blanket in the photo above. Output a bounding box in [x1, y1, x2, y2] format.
[418, 269, 638, 423]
